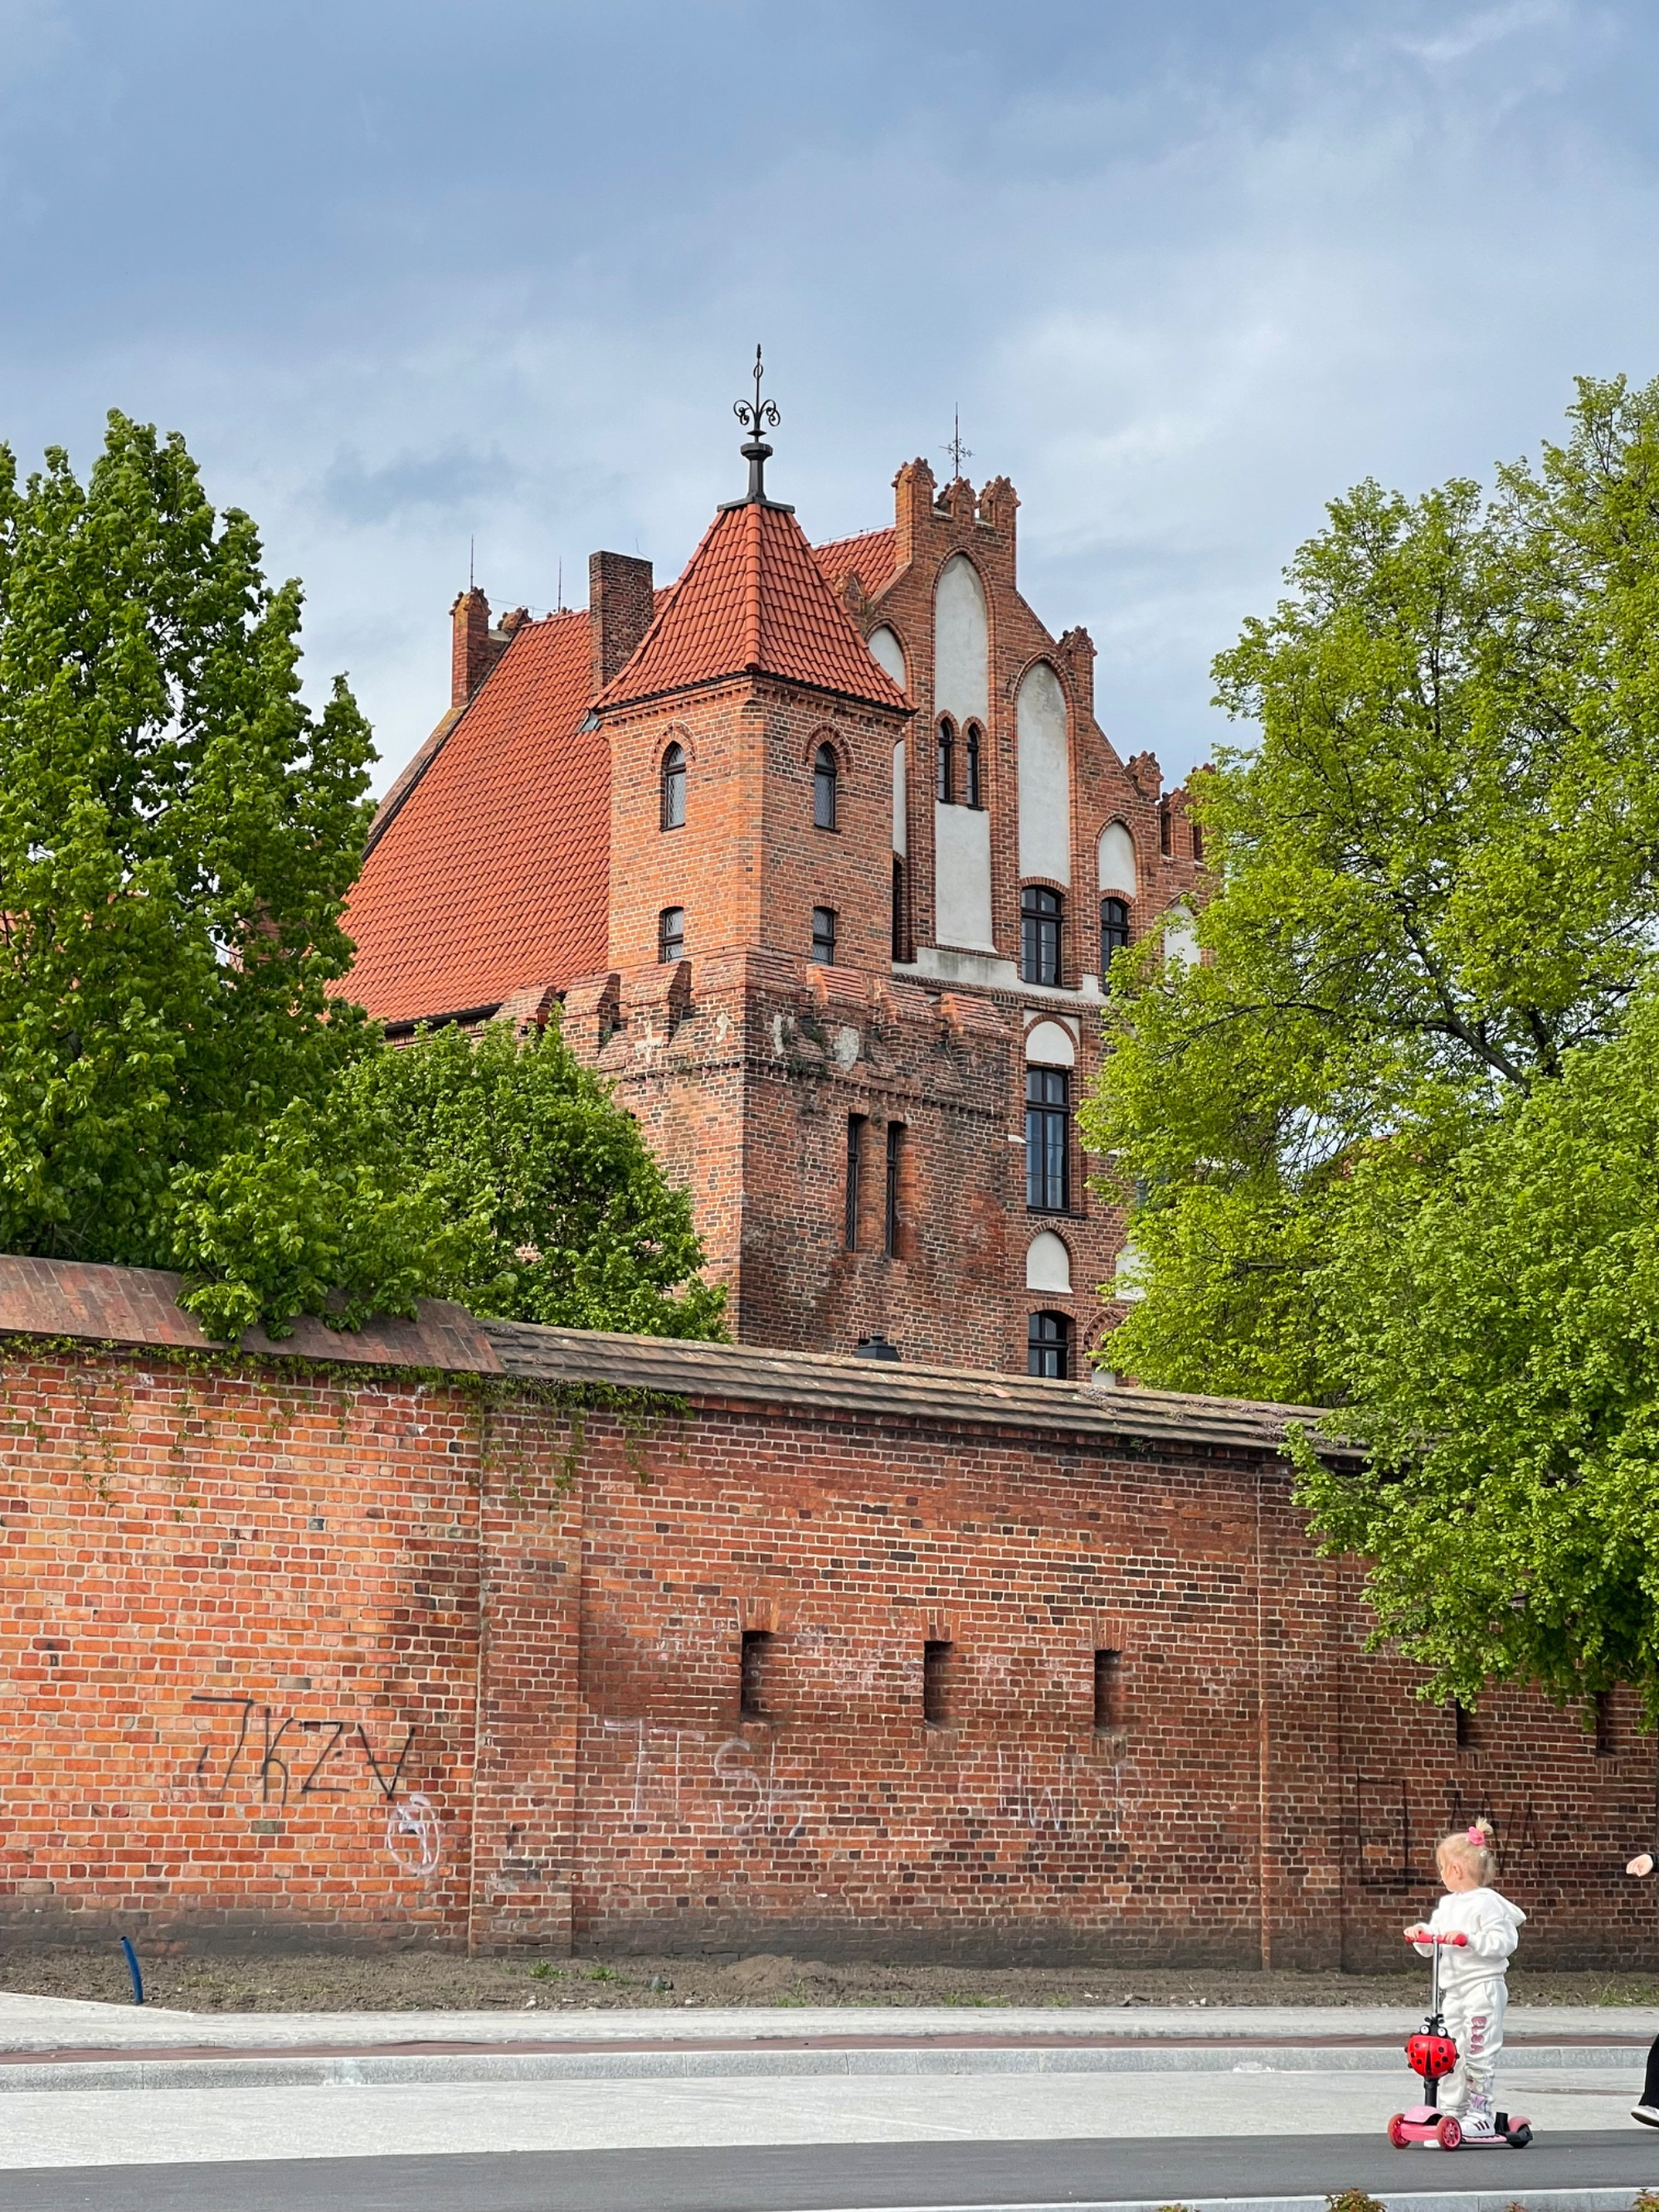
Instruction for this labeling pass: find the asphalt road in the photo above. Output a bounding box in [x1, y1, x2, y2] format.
[2, 2130, 1656, 2212]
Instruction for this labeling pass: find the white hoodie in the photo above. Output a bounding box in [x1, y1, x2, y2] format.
[1413, 1885, 1526, 1989]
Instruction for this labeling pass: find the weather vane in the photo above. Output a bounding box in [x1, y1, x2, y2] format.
[943, 406, 972, 480]
[730, 343, 784, 505]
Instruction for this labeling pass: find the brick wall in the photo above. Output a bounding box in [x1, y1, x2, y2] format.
[1, 1276, 1651, 1968]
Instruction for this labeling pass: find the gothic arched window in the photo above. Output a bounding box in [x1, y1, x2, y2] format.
[814, 743, 838, 831]
[1100, 895, 1131, 979]
[936, 717, 956, 806]
[964, 722, 983, 809]
[659, 743, 686, 831]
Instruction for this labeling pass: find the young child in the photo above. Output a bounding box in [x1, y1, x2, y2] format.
[1404, 1819, 1526, 2140]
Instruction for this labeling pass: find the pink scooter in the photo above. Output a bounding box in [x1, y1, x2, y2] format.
[1386, 1930, 1533, 2150]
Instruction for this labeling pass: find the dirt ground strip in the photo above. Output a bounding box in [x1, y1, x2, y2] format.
[5, 1944, 1659, 2015]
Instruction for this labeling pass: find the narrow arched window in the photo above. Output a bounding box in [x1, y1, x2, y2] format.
[964, 723, 983, 809]
[659, 743, 686, 831]
[891, 856, 906, 962]
[1021, 884, 1063, 987]
[1100, 895, 1131, 981]
[1028, 1310, 1072, 1380]
[936, 717, 956, 806]
[814, 743, 838, 831]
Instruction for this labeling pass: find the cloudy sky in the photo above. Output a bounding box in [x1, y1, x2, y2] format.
[2, 0, 1655, 792]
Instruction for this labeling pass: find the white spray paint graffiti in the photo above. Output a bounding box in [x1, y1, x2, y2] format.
[384, 1791, 443, 1879]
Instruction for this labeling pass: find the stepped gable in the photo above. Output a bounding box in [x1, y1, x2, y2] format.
[595, 499, 909, 715]
[343, 608, 606, 1026]
[812, 524, 898, 601]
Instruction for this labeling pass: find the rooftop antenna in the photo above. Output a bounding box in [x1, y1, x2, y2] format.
[556, 557, 563, 614]
[722, 343, 791, 510]
[943, 406, 972, 480]
[469, 535, 475, 592]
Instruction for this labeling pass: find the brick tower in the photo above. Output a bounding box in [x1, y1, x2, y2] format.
[343, 375, 1202, 1374]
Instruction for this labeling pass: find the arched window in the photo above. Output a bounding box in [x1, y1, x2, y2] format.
[936, 717, 956, 806]
[1020, 884, 1063, 987]
[964, 722, 983, 809]
[659, 743, 686, 831]
[1100, 895, 1131, 981]
[658, 906, 684, 963]
[813, 743, 838, 831]
[1028, 1310, 1072, 1379]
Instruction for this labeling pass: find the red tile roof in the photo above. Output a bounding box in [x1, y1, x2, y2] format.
[596, 502, 908, 714]
[812, 526, 899, 601]
[343, 609, 607, 1026]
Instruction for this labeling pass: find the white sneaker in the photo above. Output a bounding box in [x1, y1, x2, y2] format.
[1632, 2102, 1659, 2128]
[1461, 2104, 1496, 2138]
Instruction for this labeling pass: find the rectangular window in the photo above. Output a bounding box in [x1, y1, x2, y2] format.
[1452, 1699, 1477, 1751]
[1159, 804, 1172, 857]
[1020, 886, 1062, 987]
[923, 1640, 951, 1727]
[658, 906, 684, 963]
[811, 906, 837, 965]
[1025, 1067, 1069, 1211]
[1028, 1309, 1070, 1377]
[884, 1122, 905, 1257]
[844, 1115, 866, 1250]
[1093, 1648, 1121, 1732]
[740, 1629, 771, 1720]
[891, 857, 905, 962]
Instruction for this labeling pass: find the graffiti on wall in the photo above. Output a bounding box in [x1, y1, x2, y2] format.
[185, 1693, 442, 1879]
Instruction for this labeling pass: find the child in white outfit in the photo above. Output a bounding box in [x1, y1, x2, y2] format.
[1404, 1819, 1526, 2139]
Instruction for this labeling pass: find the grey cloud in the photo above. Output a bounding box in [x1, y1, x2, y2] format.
[319, 442, 523, 526]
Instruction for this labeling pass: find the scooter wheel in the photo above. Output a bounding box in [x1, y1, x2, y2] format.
[1506, 2122, 1532, 2148]
[1437, 2116, 1463, 2149]
[1388, 2114, 1410, 2148]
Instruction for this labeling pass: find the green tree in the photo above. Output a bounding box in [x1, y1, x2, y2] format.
[343, 1018, 727, 1340]
[0, 411, 377, 1274]
[0, 412, 725, 1347]
[1082, 375, 1659, 1716]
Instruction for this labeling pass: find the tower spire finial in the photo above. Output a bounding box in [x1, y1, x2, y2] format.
[732, 342, 781, 504]
[942, 405, 972, 480]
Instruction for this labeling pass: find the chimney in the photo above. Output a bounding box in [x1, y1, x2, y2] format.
[450, 587, 493, 709]
[589, 552, 655, 692]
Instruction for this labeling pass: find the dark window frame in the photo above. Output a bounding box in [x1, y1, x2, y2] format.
[658, 905, 685, 963]
[811, 905, 837, 965]
[1025, 1065, 1070, 1212]
[1020, 884, 1063, 988]
[659, 742, 686, 831]
[813, 742, 839, 831]
[891, 855, 906, 962]
[964, 722, 983, 809]
[1028, 1308, 1072, 1377]
[1100, 894, 1131, 978]
[936, 717, 956, 806]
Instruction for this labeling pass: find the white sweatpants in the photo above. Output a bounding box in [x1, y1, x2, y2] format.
[1439, 1976, 1506, 2113]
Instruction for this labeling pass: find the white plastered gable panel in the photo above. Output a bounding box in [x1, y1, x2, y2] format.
[1017, 662, 1071, 886]
[868, 627, 910, 860]
[932, 558, 993, 949]
[1098, 821, 1136, 896]
[1024, 1018, 1075, 1066]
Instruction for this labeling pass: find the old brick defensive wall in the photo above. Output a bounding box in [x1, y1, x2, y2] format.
[0, 1256, 1651, 1970]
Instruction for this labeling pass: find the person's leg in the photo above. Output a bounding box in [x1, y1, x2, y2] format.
[1634, 2029, 1659, 2120]
[1457, 1978, 1505, 2132]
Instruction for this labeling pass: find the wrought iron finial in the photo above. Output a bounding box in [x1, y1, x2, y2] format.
[732, 343, 781, 504]
[943, 405, 973, 480]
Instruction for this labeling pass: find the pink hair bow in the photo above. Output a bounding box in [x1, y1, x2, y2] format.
[1467, 1825, 1484, 1843]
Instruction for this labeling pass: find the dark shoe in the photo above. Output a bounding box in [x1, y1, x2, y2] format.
[1631, 2103, 1659, 2128]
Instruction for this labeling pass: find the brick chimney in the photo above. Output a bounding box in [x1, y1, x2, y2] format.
[589, 552, 655, 692]
[450, 587, 493, 709]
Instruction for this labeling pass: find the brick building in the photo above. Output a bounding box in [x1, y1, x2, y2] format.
[343, 402, 1202, 1376]
[0, 1257, 1648, 1968]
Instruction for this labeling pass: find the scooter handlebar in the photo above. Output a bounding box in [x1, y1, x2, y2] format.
[1404, 1930, 1467, 1945]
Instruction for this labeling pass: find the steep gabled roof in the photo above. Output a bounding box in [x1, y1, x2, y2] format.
[595, 501, 909, 715]
[813, 525, 899, 602]
[343, 609, 607, 1026]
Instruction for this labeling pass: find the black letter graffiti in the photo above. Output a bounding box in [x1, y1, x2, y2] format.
[357, 1722, 417, 1803]
[191, 1695, 255, 1800]
[299, 1719, 348, 1795]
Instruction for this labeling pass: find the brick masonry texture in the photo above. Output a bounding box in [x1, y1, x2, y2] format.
[0, 1266, 1652, 1969]
[343, 451, 1202, 1378]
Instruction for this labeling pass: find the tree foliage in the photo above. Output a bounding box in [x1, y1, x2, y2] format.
[0, 413, 725, 1347]
[1082, 375, 1659, 1715]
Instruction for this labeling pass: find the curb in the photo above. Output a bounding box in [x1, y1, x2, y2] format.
[0, 2040, 1642, 2093]
[818, 2198, 1658, 2212]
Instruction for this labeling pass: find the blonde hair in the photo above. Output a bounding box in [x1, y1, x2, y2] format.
[1438, 1816, 1497, 1885]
